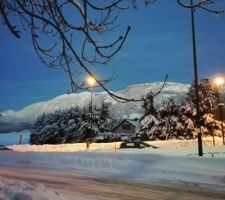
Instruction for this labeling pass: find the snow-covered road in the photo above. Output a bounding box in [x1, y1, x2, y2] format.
[0, 164, 224, 200]
[1, 141, 225, 199]
[1, 149, 225, 189]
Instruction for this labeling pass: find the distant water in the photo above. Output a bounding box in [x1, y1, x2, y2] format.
[0, 130, 30, 146]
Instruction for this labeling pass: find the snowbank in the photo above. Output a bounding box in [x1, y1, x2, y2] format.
[1, 146, 225, 192]
[145, 137, 224, 148]
[8, 137, 223, 152]
[0, 176, 63, 200]
[1, 138, 225, 195]
[9, 142, 120, 152]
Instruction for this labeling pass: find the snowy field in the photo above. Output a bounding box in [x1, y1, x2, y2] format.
[0, 138, 225, 199]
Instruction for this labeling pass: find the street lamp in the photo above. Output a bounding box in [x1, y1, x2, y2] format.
[177, 0, 224, 156]
[87, 76, 96, 87]
[214, 76, 225, 87]
[86, 76, 96, 134]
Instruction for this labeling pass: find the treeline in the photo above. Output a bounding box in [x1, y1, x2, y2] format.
[31, 78, 224, 144]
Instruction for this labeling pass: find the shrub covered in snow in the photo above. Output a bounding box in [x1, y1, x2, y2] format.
[203, 114, 225, 137]
[138, 99, 195, 140]
[0, 176, 63, 200]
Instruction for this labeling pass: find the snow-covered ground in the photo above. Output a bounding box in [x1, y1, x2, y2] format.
[0, 138, 225, 199]
[0, 176, 64, 200]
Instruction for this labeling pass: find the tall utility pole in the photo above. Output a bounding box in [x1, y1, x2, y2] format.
[177, 0, 224, 156]
[190, 0, 203, 156]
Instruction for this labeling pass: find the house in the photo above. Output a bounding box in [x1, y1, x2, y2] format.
[111, 119, 139, 134]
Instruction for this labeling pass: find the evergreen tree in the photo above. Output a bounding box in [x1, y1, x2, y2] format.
[30, 105, 111, 144]
[139, 114, 159, 140]
[99, 103, 110, 123]
[158, 98, 181, 140]
[158, 99, 194, 140]
[139, 98, 195, 140]
[142, 91, 157, 116]
[97, 102, 111, 132]
[187, 78, 221, 118]
[186, 78, 222, 137]
[139, 91, 159, 140]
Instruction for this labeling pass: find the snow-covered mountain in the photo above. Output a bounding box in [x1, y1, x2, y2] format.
[0, 82, 190, 132]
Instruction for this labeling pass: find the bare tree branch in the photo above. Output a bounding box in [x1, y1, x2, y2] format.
[0, 0, 162, 103]
[177, 0, 224, 14]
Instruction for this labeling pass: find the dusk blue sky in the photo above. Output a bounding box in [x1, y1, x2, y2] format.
[1, 1, 225, 112]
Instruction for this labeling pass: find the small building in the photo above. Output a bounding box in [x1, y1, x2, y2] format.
[111, 119, 139, 134]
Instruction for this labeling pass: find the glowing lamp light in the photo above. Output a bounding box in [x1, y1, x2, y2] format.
[214, 76, 225, 86]
[86, 76, 96, 87]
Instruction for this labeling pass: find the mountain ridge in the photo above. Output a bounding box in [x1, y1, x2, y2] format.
[0, 82, 190, 132]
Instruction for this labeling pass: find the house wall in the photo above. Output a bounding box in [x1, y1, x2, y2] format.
[112, 121, 136, 134]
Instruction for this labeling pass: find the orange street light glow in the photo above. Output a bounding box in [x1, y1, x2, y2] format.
[214, 76, 224, 86]
[86, 76, 96, 87]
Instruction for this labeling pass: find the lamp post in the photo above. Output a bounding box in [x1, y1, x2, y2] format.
[214, 76, 225, 145]
[86, 76, 96, 134]
[214, 76, 225, 88]
[177, 0, 224, 156]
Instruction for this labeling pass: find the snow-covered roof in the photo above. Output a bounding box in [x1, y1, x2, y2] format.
[126, 119, 139, 127]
